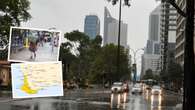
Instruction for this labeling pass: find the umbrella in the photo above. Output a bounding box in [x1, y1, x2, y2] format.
[28, 35, 37, 43]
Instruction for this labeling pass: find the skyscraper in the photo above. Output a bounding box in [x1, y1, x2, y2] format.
[175, 0, 192, 66]
[160, 2, 177, 71]
[84, 15, 100, 39]
[103, 7, 128, 48]
[145, 5, 161, 54]
[148, 5, 161, 42]
[141, 5, 161, 77]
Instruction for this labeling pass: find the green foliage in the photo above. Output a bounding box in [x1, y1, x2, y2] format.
[0, 0, 31, 60]
[160, 61, 183, 89]
[142, 69, 161, 82]
[60, 31, 131, 85]
[143, 69, 153, 80]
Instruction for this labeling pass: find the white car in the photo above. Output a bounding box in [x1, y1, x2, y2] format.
[151, 85, 162, 95]
[131, 84, 143, 94]
[111, 82, 123, 93]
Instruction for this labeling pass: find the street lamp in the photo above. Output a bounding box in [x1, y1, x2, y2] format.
[129, 48, 144, 83]
[108, 0, 131, 81]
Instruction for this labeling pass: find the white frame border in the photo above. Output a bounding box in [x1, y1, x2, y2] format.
[8, 26, 62, 63]
[11, 61, 64, 99]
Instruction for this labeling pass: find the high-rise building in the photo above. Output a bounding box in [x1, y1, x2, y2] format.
[154, 41, 161, 54]
[141, 5, 161, 77]
[175, 0, 195, 66]
[145, 40, 154, 54]
[148, 5, 161, 42]
[141, 54, 161, 77]
[103, 7, 128, 48]
[145, 5, 161, 55]
[84, 15, 100, 39]
[159, 2, 177, 71]
[175, 0, 195, 67]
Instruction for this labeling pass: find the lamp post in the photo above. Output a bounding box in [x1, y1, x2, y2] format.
[117, 0, 122, 81]
[109, 0, 130, 81]
[129, 48, 144, 83]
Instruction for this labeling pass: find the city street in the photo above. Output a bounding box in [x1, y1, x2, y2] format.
[0, 86, 182, 110]
[9, 42, 59, 62]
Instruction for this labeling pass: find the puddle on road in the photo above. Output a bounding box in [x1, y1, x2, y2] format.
[0, 97, 111, 110]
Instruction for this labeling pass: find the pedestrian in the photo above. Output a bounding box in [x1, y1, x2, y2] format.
[50, 34, 55, 53]
[40, 34, 44, 47]
[29, 41, 37, 60]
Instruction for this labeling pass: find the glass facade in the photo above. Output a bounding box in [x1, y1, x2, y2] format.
[84, 15, 100, 39]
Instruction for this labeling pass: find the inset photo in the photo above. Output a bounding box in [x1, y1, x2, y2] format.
[8, 27, 61, 62]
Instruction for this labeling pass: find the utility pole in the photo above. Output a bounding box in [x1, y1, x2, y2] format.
[161, 0, 195, 109]
[183, 0, 195, 109]
[117, 0, 122, 80]
[162, 2, 170, 73]
[108, 0, 130, 81]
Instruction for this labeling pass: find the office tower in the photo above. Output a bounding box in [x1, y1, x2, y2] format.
[84, 15, 100, 39]
[103, 7, 128, 48]
[175, 0, 195, 67]
[148, 5, 161, 42]
[141, 5, 161, 77]
[160, 2, 177, 71]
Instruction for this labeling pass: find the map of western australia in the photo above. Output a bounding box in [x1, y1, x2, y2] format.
[11, 62, 63, 98]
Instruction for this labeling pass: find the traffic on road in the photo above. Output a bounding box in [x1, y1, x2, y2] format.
[0, 81, 182, 110]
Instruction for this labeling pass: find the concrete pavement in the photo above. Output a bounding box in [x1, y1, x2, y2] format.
[10, 42, 59, 62]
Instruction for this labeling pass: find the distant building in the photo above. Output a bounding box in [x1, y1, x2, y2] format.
[154, 42, 160, 54]
[103, 7, 128, 48]
[148, 5, 161, 42]
[145, 5, 161, 55]
[145, 40, 154, 54]
[84, 15, 100, 39]
[141, 54, 161, 77]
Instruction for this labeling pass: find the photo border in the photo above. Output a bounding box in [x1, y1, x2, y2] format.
[8, 26, 62, 63]
[11, 61, 64, 99]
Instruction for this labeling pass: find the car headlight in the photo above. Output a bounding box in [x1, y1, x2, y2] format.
[159, 90, 162, 94]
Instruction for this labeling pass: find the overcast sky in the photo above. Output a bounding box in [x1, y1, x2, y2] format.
[22, 0, 160, 76]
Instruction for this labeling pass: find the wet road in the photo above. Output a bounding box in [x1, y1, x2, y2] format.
[0, 88, 182, 110]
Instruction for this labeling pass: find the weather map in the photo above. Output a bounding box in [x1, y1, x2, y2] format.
[11, 62, 63, 98]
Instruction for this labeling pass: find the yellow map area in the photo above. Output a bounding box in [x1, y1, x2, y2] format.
[20, 63, 62, 94]
[20, 65, 38, 94]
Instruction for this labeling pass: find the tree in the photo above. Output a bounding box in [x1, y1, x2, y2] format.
[61, 31, 91, 84]
[167, 62, 183, 89]
[59, 42, 76, 80]
[60, 31, 131, 86]
[89, 44, 131, 84]
[0, 0, 31, 60]
[160, 61, 183, 90]
[142, 69, 154, 80]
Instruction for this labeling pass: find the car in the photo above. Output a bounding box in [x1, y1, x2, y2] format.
[111, 82, 123, 93]
[151, 85, 162, 95]
[143, 84, 151, 91]
[131, 83, 143, 94]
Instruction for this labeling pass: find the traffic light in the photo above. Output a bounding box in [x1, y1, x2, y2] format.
[124, 0, 130, 7]
[112, 0, 118, 5]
